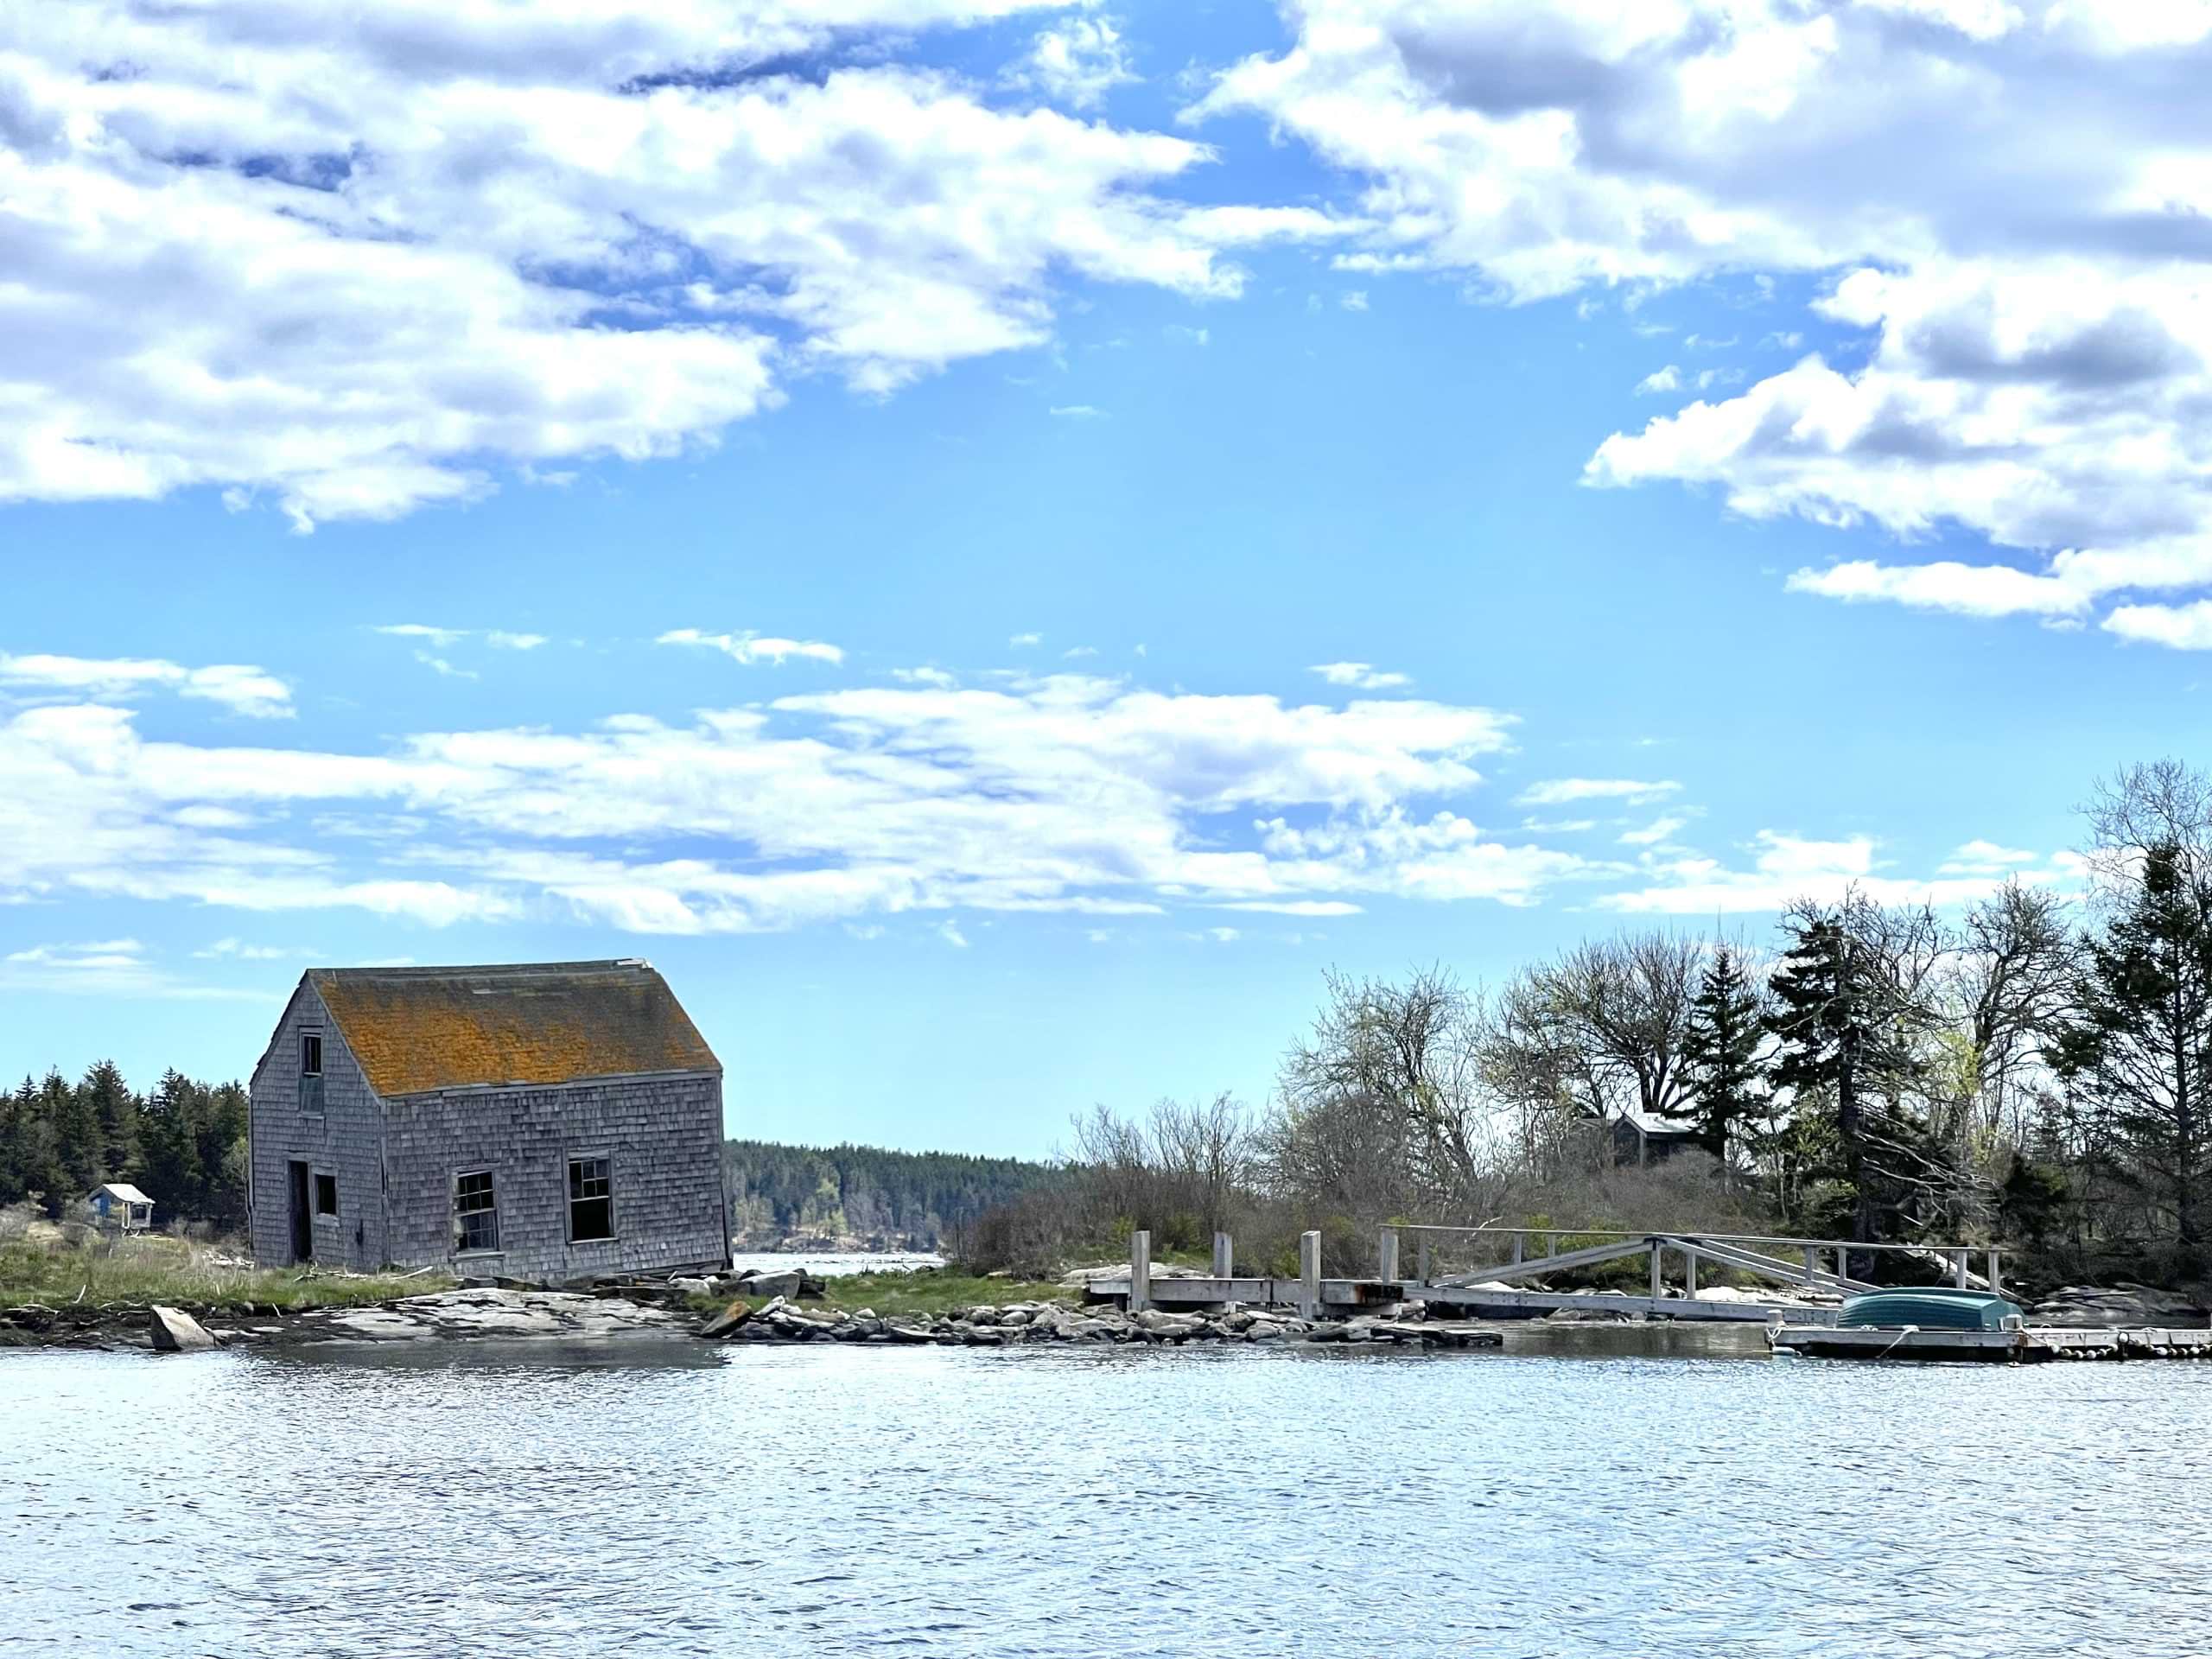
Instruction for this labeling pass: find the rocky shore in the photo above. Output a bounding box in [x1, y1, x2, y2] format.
[698, 1295, 1503, 1349]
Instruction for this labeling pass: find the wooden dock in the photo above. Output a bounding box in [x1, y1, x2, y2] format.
[1770, 1324, 2212, 1363]
[1089, 1224, 1987, 1328]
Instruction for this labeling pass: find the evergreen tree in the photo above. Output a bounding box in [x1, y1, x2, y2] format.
[80, 1058, 139, 1182]
[1767, 896, 1942, 1252]
[2052, 842, 2212, 1271]
[0, 1077, 31, 1205]
[44, 1069, 99, 1210]
[1675, 944, 1767, 1162]
[137, 1068, 204, 1222]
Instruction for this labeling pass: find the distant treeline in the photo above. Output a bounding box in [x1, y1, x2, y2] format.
[1, 1064, 250, 1230]
[721, 1138, 1061, 1250]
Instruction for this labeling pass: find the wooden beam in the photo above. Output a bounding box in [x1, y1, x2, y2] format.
[1299, 1230, 1322, 1319]
[1212, 1231, 1233, 1280]
[1128, 1229, 1151, 1314]
[1378, 1229, 1400, 1283]
[1434, 1235, 1662, 1289]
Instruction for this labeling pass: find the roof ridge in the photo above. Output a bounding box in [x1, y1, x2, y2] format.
[311, 958, 652, 980]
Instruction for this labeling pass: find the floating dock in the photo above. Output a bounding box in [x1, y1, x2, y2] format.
[1769, 1324, 2212, 1363]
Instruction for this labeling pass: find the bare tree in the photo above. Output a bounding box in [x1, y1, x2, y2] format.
[1953, 881, 2078, 1145]
[1518, 931, 1705, 1125]
[1269, 966, 1502, 1216]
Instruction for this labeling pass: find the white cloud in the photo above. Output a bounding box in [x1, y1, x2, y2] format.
[486, 632, 549, 652]
[1063, 645, 1099, 659]
[1013, 16, 1137, 111]
[892, 667, 959, 688]
[1340, 290, 1369, 311]
[1194, 3, 2212, 645]
[0, 652, 292, 719]
[1009, 632, 1043, 647]
[194, 938, 318, 961]
[0, 667, 1573, 936]
[2104, 601, 2212, 650]
[1636, 366, 1682, 396]
[1311, 661, 1411, 691]
[1215, 899, 1363, 916]
[1618, 814, 1689, 847]
[0, 3, 1319, 530]
[658, 629, 844, 666]
[1603, 830, 2070, 914]
[937, 919, 970, 948]
[2, 938, 264, 999]
[1516, 779, 1681, 807]
[1050, 404, 1109, 420]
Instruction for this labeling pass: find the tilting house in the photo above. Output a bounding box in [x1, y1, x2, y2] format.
[88, 1182, 156, 1233]
[248, 961, 729, 1281]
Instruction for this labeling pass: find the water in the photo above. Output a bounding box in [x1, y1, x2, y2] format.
[5, 1329, 2209, 1657]
[727, 1250, 945, 1278]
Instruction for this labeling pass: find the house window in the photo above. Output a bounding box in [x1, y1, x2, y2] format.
[568, 1156, 613, 1243]
[299, 1031, 325, 1114]
[315, 1173, 339, 1216]
[454, 1169, 499, 1253]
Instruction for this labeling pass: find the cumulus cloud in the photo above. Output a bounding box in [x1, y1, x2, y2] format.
[0, 3, 1332, 531]
[1311, 661, 1411, 690]
[658, 629, 844, 666]
[1194, 3, 2212, 645]
[1013, 16, 1137, 110]
[1636, 366, 1682, 396]
[0, 652, 292, 719]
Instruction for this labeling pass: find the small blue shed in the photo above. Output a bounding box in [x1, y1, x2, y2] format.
[88, 1183, 155, 1234]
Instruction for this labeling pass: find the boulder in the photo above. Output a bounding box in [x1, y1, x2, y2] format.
[697, 1299, 753, 1338]
[148, 1305, 216, 1353]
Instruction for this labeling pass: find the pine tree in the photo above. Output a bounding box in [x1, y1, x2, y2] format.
[1767, 898, 1941, 1252]
[44, 1069, 99, 1209]
[2052, 842, 2212, 1272]
[80, 1058, 139, 1182]
[1675, 944, 1767, 1162]
[138, 1068, 204, 1223]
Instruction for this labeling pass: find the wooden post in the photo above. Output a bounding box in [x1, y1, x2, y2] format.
[1300, 1230, 1322, 1319]
[1417, 1236, 1432, 1285]
[1211, 1230, 1233, 1280]
[1378, 1229, 1401, 1283]
[1803, 1245, 1817, 1288]
[1511, 1233, 1525, 1268]
[1986, 1249, 2002, 1295]
[1649, 1241, 1663, 1302]
[1954, 1249, 1969, 1289]
[1684, 1249, 1698, 1298]
[1129, 1229, 1151, 1314]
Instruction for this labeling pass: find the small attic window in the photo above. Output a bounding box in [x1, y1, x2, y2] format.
[301, 1033, 322, 1076]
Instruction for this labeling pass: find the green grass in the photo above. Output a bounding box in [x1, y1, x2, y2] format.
[687, 1267, 1077, 1321]
[0, 1236, 452, 1313]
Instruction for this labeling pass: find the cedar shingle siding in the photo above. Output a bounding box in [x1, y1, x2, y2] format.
[248, 962, 728, 1281]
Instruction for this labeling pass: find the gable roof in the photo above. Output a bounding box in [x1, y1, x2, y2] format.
[308, 960, 720, 1099]
[93, 1182, 153, 1205]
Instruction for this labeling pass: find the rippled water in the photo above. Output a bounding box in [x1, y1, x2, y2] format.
[5, 1329, 2209, 1657]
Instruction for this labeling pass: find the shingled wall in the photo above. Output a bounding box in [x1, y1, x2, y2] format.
[380, 1071, 727, 1281]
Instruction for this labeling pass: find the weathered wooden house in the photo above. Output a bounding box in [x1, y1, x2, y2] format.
[87, 1182, 155, 1233]
[247, 960, 730, 1281]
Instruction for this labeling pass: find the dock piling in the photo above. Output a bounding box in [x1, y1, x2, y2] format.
[1416, 1236, 1431, 1285]
[1212, 1230, 1234, 1280]
[1378, 1229, 1400, 1284]
[1129, 1229, 1152, 1314]
[1299, 1230, 1321, 1319]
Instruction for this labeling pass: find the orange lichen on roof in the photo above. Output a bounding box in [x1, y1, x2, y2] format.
[310, 961, 720, 1098]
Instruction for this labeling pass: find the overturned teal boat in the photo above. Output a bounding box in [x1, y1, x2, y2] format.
[1839, 1290, 2021, 1332]
[1770, 1287, 2035, 1360]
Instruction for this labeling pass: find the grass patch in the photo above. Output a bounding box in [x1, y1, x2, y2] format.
[0, 1235, 452, 1313]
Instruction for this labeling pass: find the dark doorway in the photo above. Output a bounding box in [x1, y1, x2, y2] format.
[288, 1160, 313, 1263]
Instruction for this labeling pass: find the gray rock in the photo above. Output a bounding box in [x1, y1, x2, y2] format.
[149, 1305, 216, 1353]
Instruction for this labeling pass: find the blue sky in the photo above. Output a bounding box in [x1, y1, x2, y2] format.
[5, 1, 2209, 1155]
